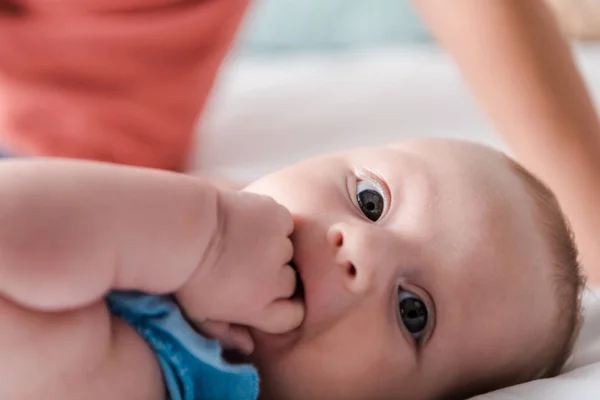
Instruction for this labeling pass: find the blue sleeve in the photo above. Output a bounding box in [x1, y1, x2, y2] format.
[106, 291, 259, 400]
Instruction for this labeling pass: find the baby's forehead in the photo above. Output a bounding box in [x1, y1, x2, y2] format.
[339, 139, 509, 176]
[342, 140, 551, 281]
[334, 140, 533, 243]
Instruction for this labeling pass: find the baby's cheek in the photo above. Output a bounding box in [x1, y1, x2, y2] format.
[310, 333, 411, 398]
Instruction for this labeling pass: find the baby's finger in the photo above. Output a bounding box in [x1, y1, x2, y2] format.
[197, 320, 230, 339]
[280, 238, 294, 268]
[271, 199, 293, 236]
[222, 325, 255, 355]
[276, 264, 298, 299]
[199, 320, 255, 355]
[255, 299, 305, 334]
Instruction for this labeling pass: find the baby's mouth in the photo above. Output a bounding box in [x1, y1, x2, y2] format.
[290, 260, 305, 301]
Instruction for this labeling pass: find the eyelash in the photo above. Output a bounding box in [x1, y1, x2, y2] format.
[355, 169, 387, 193]
[352, 169, 391, 219]
[396, 285, 435, 349]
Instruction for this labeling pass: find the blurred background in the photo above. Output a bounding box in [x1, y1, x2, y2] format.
[239, 0, 430, 54]
[197, 0, 600, 183]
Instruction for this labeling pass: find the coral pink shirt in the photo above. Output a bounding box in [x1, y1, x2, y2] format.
[0, 0, 249, 170]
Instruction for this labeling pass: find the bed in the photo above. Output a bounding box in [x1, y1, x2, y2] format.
[195, 44, 600, 399]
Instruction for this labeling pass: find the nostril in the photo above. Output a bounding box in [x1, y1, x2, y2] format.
[334, 231, 344, 248]
[348, 264, 356, 277]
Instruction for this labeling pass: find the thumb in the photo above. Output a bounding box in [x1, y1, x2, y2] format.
[200, 320, 255, 355]
[253, 299, 305, 334]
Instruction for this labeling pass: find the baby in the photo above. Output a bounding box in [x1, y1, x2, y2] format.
[0, 138, 584, 400]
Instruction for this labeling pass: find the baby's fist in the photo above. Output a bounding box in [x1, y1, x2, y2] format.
[176, 189, 304, 334]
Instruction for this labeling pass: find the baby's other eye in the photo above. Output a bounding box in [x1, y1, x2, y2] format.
[398, 290, 428, 341]
[356, 180, 385, 222]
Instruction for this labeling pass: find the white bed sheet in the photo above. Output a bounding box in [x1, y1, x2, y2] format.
[196, 44, 600, 399]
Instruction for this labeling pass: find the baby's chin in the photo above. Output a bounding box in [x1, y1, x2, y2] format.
[252, 324, 301, 352]
[243, 325, 305, 374]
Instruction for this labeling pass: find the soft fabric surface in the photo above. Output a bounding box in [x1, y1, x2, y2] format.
[196, 44, 600, 398]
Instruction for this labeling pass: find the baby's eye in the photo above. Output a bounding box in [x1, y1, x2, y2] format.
[356, 180, 385, 222]
[398, 290, 428, 341]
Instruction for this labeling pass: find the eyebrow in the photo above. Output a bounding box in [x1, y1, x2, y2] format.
[399, 266, 425, 282]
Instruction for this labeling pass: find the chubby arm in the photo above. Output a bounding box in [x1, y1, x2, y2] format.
[0, 159, 221, 311]
[412, 0, 600, 283]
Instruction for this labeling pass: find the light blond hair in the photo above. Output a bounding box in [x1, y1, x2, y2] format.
[445, 157, 585, 400]
[507, 157, 585, 379]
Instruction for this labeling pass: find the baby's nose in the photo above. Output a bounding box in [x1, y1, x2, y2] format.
[327, 222, 384, 295]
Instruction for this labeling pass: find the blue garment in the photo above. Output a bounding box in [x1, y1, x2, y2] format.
[106, 292, 259, 400]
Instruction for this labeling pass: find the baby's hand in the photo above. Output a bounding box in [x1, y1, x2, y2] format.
[175, 189, 304, 336]
[195, 320, 255, 355]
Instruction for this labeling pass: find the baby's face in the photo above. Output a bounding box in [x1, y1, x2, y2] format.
[244, 138, 557, 400]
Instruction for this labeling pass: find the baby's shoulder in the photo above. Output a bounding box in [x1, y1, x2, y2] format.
[0, 295, 164, 400]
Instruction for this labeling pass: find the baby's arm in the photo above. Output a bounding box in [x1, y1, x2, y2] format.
[0, 160, 228, 398]
[0, 159, 301, 332]
[0, 159, 222, 311]
[0, 160, 299, 398]
[412, 0, 600, 283]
